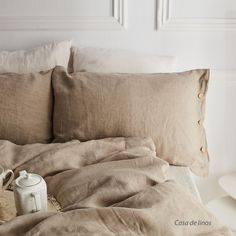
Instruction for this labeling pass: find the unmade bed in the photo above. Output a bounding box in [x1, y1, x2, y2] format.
[0, 42, 233, 235]
[0, 137, 232, 235]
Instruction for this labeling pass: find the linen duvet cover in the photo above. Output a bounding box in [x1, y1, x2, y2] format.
[0, 137, 232, 236]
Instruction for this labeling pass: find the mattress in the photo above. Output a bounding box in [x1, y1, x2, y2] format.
[168, 165, 202, 202]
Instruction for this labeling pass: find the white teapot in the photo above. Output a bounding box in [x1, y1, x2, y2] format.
[13, 170, 47, 215]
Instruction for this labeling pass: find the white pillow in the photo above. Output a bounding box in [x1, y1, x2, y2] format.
[0, 40, 72, 73]
[72, 47, 176, 73]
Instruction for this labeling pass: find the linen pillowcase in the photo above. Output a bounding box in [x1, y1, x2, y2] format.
[52, 66, 210, 177]
[72, 47, 176, 73]
[0, 40, 72, 73]
[0, 70, 53, 145]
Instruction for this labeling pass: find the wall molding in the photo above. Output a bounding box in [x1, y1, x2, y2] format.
[156, 0, 236, 31]
[0, 0, 126, 31]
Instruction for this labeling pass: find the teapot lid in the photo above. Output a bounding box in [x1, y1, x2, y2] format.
[16, 170, 41, 187]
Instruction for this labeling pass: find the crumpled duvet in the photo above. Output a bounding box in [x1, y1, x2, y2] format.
[0, 137, 232, 236]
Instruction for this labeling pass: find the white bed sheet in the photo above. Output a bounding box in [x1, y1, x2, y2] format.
[168, 166, 202, 202]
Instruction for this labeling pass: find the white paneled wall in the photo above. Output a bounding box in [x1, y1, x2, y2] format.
[0, 0, 235, 203]
[0, 0, 126, 30]
[157, 0, 236, 31]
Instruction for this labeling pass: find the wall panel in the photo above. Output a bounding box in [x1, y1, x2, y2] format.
[157, 0, 236, 30]
[0, 0, 126, 30]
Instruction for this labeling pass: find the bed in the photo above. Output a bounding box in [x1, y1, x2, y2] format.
[0, 42, 232, 235]
[0, 137, 232, 236]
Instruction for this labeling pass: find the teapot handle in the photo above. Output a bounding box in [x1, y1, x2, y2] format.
[32, 193, 42, 212]
[2, 169, 14, 190]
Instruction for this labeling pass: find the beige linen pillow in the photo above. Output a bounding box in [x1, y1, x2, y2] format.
[72, 47, 176, 73]
[52, 66, 210, 176]
[0, 70, 53, 145]
[0, 40, 72, 73]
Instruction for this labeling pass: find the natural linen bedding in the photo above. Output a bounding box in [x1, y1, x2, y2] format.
[0, 137, 232, 236]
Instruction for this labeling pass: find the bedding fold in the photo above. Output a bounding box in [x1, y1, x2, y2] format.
[0, 137, 232, 236]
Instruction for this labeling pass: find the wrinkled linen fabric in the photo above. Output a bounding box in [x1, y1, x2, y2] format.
[0, 70, 53, 145]
[52, 66, 209, 177]
[0, 138, 232, 236]
[0, 40, 72, 73]
[72, 46, 176, 73]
